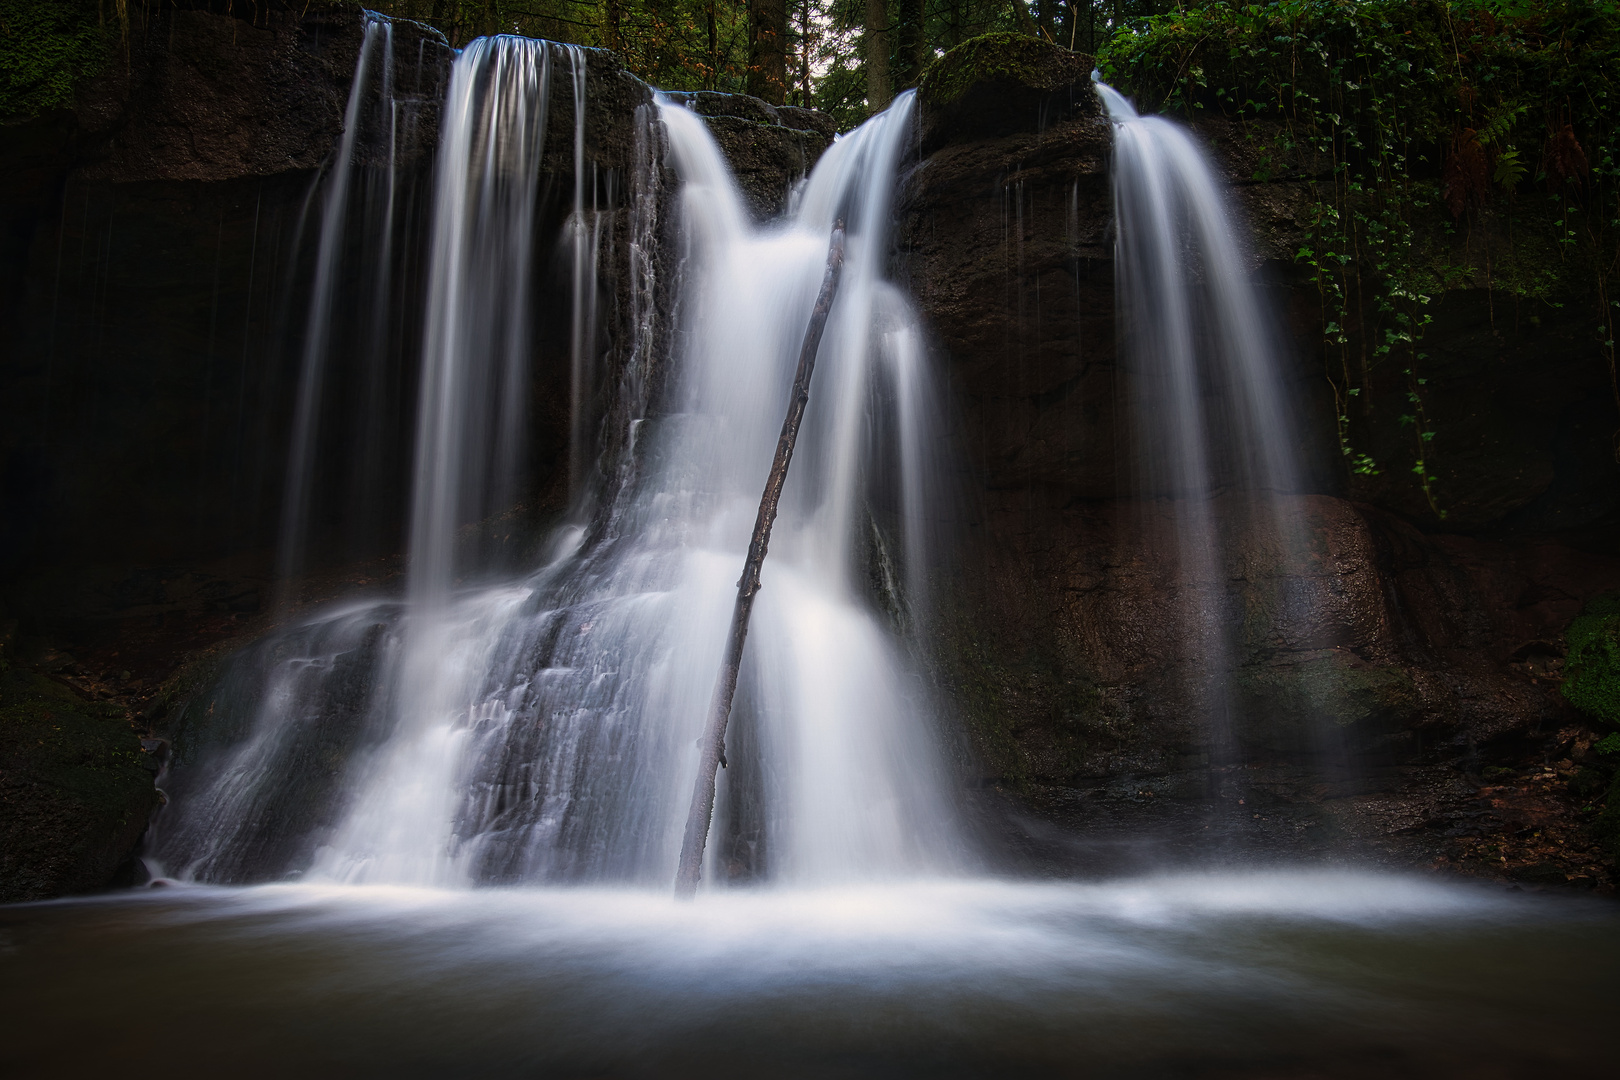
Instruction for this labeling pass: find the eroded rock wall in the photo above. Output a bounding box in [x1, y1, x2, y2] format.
[905, 37, 1620, 883]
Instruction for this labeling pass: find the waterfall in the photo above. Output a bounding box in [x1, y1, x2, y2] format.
[275, 14, 436, 589]
[566, 45, 601, 506]
[409, 36, 557, 614]
[1095, 80, 1309, 760]
[152, 49, 960, 888]
[277, 16, 387, 593]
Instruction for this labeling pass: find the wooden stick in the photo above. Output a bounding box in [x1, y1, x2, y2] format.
[674, 220, 847, 898]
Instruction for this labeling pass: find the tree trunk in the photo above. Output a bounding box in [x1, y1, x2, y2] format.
[1035, 0, 1058, 43]
[603, 0, 624, 54]
[674, 223, 847, 899]
[896, 0, 926, 90]
[707, 3, 719, 91]
[798, 0, 813, 106]
[1011, 0, 1039, 41]
[749, 0, 788, 105]
[866, 0, 891, 112]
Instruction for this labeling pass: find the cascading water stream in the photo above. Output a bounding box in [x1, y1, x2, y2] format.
[565, 45, 601, 507]
[272, 14, 441, 587]
[152, 50, 959, 889]
[277, 16, 389, 594]
[409, 36, 555, 613]
[315, 35, 562, 885]
[1095, 80, 1310, 759]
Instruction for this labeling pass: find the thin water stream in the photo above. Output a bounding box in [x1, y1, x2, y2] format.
[1096, 79, 1329, 764]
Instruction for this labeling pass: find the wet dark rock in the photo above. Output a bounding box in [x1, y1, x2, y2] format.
[898, 108, 1122, 497]
[0, 4, 453, 589]
[68, 6, 451, 184]
[0, 666, 159, 902]
[776, 106, 838, 142]
[941, 491, 1619, 777]
[662, 90, 784, 127]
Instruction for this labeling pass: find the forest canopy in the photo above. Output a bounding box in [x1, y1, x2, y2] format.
[0, 1, 1237, 130]
[358, 0, 1144, 128]
[9, 3, 1620, 131]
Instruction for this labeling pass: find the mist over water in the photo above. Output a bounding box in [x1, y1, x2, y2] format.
[7, 871, 1617, 1078]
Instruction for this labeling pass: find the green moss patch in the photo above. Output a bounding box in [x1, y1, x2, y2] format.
[0, 0, 112, 122]
[1563, 592, 1620, 727]
[1233, 652, 1417, 754]
[919, 32, 1087, 109]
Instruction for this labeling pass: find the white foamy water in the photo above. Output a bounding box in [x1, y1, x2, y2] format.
[154, 64, 958, 890]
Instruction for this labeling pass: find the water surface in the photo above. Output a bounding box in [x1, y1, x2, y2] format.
[3, 870, 1613, 1078]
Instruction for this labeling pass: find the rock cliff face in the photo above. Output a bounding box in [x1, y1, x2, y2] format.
[0, 2, 429, 901]
[903, 37, 1620, 884]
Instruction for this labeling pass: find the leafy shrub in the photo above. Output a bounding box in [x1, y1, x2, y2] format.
[1565, 592, 1620, 726]
[1097, 1, 1620, 517]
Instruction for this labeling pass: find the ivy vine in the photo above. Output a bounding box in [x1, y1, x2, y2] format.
[1099, 0, 1620, 520]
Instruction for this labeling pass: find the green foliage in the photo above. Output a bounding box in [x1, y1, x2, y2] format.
[1565, 592, 1620, 726]
[1098, 1, 1620, 517]
[368, 0, 1086, 126]
[1493, 145, 1526, 187]
[1583, 590, 1620, 618]
[0, 0, 110, 121]
[1596, 732, 1620, 755]
[371, 0, 761, 90]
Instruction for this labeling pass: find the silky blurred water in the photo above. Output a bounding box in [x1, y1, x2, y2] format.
[3, 871, 1613, 1078]
[152, 78, 958, 890]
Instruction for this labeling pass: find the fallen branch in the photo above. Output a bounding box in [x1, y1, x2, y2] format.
[674, 220, 847, 898]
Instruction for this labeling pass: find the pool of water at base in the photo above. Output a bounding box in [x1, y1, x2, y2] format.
[1, 870, 1614, 1079]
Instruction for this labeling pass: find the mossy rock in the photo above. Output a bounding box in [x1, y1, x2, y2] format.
[0, 0, 111, 123]
[917, 33, 1097, 153]
[0, 667, 158, 901]
[1588, 769, 1620, 859]
[1562, 592, 1620, 727]
[920, 32, 1088, 107]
